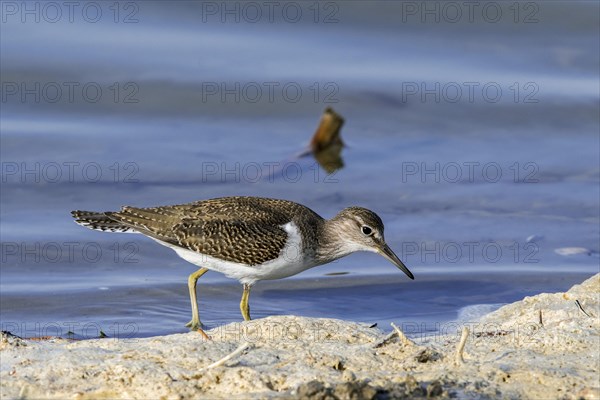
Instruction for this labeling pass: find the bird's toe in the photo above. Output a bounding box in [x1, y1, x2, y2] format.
[185, 320, 204, 330]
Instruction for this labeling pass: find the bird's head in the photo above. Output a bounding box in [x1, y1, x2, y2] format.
[328, 207, 414, 280]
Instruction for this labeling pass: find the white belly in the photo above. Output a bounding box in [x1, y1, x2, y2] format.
[150, 222, 313, 285]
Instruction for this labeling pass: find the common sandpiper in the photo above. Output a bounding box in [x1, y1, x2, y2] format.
[72, 196, 414, 330]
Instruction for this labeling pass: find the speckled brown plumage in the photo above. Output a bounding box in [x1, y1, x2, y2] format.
[72, 196, 324, 266]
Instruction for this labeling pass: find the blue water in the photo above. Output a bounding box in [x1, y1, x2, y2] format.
[1, 1, 598, 338]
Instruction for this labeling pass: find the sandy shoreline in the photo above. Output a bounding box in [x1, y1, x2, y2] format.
[1, 274, 598, 399]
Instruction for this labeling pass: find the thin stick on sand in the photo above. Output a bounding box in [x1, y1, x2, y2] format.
[196, 328, 211, 341]
[391, 322, 416, 346]
[201, 342, 252, 372]
[373, 331, 397, 348]
[455, 327, 469, 365]
[575, 300, 592, 317]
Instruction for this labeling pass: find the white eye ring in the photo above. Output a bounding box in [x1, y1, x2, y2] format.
[361, 226, 373, 236]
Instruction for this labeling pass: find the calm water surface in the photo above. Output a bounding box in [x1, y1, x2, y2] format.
[1, 2, 598, 338]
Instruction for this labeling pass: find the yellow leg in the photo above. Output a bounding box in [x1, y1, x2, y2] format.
[240, 283, 252, 321]
[185, 267, 209, 330]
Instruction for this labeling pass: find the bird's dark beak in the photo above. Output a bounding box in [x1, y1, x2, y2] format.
[378, 243, 414, 280]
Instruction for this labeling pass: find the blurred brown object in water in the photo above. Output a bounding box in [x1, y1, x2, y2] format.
[309, 107, 345, 173]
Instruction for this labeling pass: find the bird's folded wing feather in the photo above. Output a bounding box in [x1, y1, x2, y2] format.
[106, 206, 289, 266]
[172, 219, 288, 265]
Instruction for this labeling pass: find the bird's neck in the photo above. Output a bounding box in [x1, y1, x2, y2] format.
[314, 217, 356, 264]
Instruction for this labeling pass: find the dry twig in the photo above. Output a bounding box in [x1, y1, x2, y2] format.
[200, 342, 251, 372]
[575, 300, 592, 317]
[455, 327, 469, 365]
[391, 322, 416, 346]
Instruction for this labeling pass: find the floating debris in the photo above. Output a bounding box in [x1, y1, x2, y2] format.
[308, 107, 345, 173]
[526, 235, 544, 243]
[554, 247, 592, 256]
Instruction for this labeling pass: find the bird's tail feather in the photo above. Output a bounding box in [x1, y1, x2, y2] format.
[71, 210, 135, 233]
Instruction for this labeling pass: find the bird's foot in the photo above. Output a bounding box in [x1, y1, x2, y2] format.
[185, 319, 204, 331]
[186, 319, 211, 339]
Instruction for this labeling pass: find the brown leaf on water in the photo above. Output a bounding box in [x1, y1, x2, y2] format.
[309, 107, 345, 173]
[310, 107, 345, 152]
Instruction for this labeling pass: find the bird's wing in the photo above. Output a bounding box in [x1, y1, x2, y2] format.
[106, 203, 290, 266]
[172, 219, 289, 266]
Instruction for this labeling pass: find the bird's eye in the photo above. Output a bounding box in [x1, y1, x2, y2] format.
[361, 226, 373, 236]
